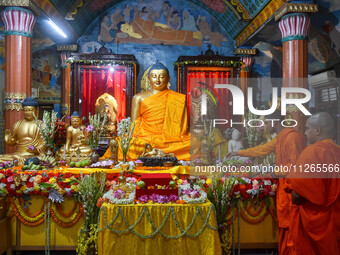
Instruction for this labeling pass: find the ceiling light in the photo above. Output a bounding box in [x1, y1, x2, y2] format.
[48, 18, 67, 38]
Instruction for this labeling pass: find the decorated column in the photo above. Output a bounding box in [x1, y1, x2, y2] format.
[276, 2, 318, 132]
[234, 48, 256, 108]
[1, 7, 36, 153]
[57, 45, 78, 121]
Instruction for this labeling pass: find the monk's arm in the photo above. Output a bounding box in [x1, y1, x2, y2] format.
[238, 136, 277, 157]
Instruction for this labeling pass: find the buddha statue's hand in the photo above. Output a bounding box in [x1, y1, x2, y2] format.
[5, 129, 16, 145]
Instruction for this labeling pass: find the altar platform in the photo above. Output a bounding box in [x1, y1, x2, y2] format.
[0, 166, 278, 252]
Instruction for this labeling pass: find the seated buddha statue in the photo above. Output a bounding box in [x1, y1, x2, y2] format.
[0, 97, 46, 165]
[55, 111, 92, 163]
[102, 61, 190, 161]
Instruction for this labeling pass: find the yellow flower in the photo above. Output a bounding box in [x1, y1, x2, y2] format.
[0, 173, 5, 180]
[63, 178, 71, 183]
[71, 185, 79, 192]
[157, 185, 162, 189]
[34, 185, 40, 191]
[206, 179, 212, 185]
[20, 185, 27, 191]
[177, 179, 183, 185]
[49, 177, 56, 184]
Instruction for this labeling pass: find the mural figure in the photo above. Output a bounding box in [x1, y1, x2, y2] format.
[156, 1, 172, 24]
[168, 11, 181, 30]
[196, 14, 225, 47]
[116, 19, 203, 46]
[123, 4, 133, 22]
[98, 16, 113, 42]
[110, 8, 124, 30]
[42, 60, 50, 86]
[182, 9, 198, 31]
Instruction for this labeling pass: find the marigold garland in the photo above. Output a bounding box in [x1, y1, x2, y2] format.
[21, 198, 45, 218]
[55, 200, 78, 218]
[50, 203, 84, 228]
[9, 197, 83, 228]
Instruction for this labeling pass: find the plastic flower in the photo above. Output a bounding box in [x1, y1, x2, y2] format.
[139, 195, 148, 203]
[190, 190, 200, 198]
[113, 189, 125, 199]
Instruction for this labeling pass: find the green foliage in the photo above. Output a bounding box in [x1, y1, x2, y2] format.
[206, 174, 235, 226]
[77, 172, 107, 255]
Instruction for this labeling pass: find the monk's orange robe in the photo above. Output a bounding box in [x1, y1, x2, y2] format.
[102, 89, 191, 161]
[239, 128, 306, 255]
[286, 139, 340, 255]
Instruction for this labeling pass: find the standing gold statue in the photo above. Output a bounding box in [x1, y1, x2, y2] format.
[0, 97, 46, 165]
[55, 111, 92, 163]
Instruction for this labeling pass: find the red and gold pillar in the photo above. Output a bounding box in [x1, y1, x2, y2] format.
[277, 2, 318, 132]
[57, 45, 78, 121]
[234, 48, 256, 109]
[1, 7, 36, 153]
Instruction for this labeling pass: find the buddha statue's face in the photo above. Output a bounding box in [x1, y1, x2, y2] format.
[71, 117, 82, 128]
[23, 106, 37, 121]
[149, 69, 170, 91]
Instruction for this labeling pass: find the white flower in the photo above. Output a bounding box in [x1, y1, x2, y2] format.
[0, 183, 6, 189]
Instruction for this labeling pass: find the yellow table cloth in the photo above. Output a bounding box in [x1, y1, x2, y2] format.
[98, 202, 222, 255]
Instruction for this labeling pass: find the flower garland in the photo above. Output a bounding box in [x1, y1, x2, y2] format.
[65, 59, 136, 67]
[173, 60, 242, 68]
[9, 197, 84, 228]
[103, 189, 136, 205]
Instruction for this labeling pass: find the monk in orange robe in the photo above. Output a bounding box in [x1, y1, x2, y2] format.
[227, 112, 306, 255]
[286, 112, 340, 255]
[102, 62, 190, 161]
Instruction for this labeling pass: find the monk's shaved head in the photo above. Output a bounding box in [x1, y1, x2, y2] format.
[305, 112, 334, 144]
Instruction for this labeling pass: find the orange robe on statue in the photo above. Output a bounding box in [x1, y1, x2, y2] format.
[286, 139, 340, 255]
[102, 89, 191, 161]
[239, 128, 306, 255]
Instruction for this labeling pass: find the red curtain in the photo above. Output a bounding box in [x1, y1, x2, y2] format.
[187, 70, 230, 130]
[81, 67, 126, 122]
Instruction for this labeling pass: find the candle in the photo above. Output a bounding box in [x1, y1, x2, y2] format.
[63, 144, 66, 160]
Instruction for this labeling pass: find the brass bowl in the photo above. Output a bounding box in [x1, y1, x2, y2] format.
[163, 161, 173, 167]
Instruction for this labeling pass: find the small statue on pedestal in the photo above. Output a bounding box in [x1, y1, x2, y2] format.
[55, 111, 92, 163]
[227, 129, 249, 161]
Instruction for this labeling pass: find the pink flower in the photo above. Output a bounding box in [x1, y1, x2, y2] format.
[86, 125, 94, 132]
[139, 195, 148, 203]
[182, 189, 191, 195]
[190, 190, 200, 198]
[28, 145, 35, 151]
[113, 189, 125, 199]
[7, 176, 13, 182]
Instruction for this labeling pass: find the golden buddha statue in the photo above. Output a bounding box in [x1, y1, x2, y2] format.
[55, 111, 92, 163]
[0, 97, 46, 165]
[95, 93, 117, 136]
[102, 61, 190, 161]
[141, 143, 175, 157]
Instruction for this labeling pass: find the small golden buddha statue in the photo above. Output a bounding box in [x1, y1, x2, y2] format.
[55, 111, 92, 163]
[102, 61, 191, 161]
[0, 97, 46, 165]
[141, 143, 174, 157]
[95, 93, 117, 136]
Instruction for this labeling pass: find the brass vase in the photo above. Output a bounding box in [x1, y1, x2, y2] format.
[90, 149, 100, 163]
[45, 144, 53, 157]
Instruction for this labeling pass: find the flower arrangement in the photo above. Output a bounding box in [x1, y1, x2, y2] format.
[117, 117, 137, 163]
[136, 193, 179, 204]
[85, 113, 106, 149]
[245, 112, 265, 148]
[103, 187, 136, 205]
[34, 110, 58, 146]
[179, 185, 207, 204]
[206, 174, 235, 226]
[77, 172, 106, 255]
[53, 119, 68, 148]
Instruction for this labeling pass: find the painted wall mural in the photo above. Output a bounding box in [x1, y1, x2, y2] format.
[78, 0, 235, 92]
[32, 45, 62, 104]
